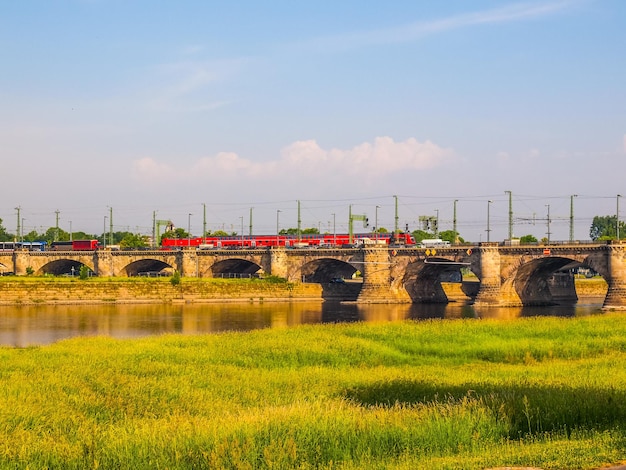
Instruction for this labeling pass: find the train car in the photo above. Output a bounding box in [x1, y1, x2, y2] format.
[161, 232, 416, 249]
[0, 241, 47, 251]
[72, 239, 100, 250]
[51, 240, 100, 251]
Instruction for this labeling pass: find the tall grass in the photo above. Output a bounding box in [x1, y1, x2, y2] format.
[0, 315, 625, 468]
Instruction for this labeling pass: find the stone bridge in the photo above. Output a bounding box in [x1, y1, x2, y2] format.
[1, 242, 625, 308]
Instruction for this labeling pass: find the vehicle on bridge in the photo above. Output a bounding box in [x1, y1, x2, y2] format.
[50, 240, 100, 251]
[161, 232, 416, 249]
[0, 241, 47, 251]
[419, 238, 451, 248]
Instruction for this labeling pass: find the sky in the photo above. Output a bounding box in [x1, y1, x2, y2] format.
[1, 0, 625, 242]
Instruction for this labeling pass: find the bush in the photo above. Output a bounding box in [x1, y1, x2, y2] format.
[79, 265, 89, 280]
[170, 271, 181, 286]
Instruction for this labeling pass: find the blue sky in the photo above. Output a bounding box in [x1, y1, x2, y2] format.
[1, 0, 625, 241]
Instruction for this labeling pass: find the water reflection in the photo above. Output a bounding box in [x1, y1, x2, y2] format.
[0, 299, 607, 347]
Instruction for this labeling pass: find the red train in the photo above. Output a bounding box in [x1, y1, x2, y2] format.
[50, 240, 100, 251]
[161, 232, 415, 249]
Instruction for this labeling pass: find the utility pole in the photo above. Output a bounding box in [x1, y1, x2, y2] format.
[394, 195, 399, 235]
[55, 209, 60, 242]
[375, 205, 380, 240]
[505, 190, 513, 240]
[487, 200, 492, 242]
[109, 207, 113, 246]
[15, 206, 20, 243]
[546, 204, 551, 243]
[453, 199, 458, 243]
[617, 194, 622, 240]
[569, 195, 577, 242]
[297, 200, 301, 243]
[332, 213, 336, 246]
[249, 207, 253, 236]
[202, 203, 207, 238]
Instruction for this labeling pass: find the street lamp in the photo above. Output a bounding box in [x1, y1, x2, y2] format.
[240, 216, 244, 246]
[332, 213, 336, 246]
[487, 200, 493, 242]
[276, 209, 281, 245]
[434, 209, 439, 237]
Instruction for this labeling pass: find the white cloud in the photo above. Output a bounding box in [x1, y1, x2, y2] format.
[132, 136, 454, 189]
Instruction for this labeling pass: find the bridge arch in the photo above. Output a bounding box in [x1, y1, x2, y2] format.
[300, 258, 360, 283]
[402, 257, 464, 303]
[37, 259, 96, 276]
[502, 254, 604, 306]
[211, 258, 264, 278]
[123, 259, 175, 277]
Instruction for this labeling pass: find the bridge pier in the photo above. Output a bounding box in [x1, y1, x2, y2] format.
[357, 247, 410, 303]
[603, 242, 626, 309]
[473, 243, 522, 306]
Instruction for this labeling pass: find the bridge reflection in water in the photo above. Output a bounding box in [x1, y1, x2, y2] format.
[0, 299, 605, 347]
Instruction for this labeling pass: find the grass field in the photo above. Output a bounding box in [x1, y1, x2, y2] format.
[0, 313, 625, 469]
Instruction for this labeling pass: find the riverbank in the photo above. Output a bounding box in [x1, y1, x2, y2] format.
[0, 277, 322, 305]
[0, 315, 625, 469]
[0, 276, 609, 305]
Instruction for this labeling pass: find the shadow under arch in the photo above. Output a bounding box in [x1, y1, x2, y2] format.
[403, 257, 464, 303]
[38, 259, 96, 276]
[510, 256, 584, 306]
[124, 259, 174, 277]
[211, 258, 263, 278]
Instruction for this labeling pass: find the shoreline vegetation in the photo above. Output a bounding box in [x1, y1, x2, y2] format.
[0, 276, 609, 305]
[0, 314, 625, 469]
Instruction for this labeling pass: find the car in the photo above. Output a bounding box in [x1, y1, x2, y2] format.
[329, 278, 345, 284]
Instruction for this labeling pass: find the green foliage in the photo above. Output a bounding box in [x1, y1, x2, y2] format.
[79, 265, 89, 280]
[119, 233, 149, 249]
[520, 234, 538, 243]
[590, 215, 626, 240]
[0, 316, 625, 468]
[25, 266, 34, 276]
[170, 271, 181, 286]
[411, 229, 431, 243]
[261, 275, 288, 284]
[439, 229, 465, 244]
[211, 230, 230, 237]
[0, 218, 12, 242]
[280, 227, 320, 235]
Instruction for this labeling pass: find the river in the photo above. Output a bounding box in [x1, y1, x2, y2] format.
[0, 298, 607, 347]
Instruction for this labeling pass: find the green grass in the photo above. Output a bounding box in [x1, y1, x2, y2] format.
[1, 315, 626, 469]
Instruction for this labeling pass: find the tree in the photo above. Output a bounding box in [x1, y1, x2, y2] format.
[411, 230, 431, 244]
[439, 230, 464, 244]
[520, 234, 538, 243]
[211, 230, 231, 237]
[0, 219, 13, 242]
[120, 233, 149, 249]
[590, 215, 626, 240]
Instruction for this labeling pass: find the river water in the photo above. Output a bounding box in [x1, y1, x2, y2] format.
[0, 298, 607, 347]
